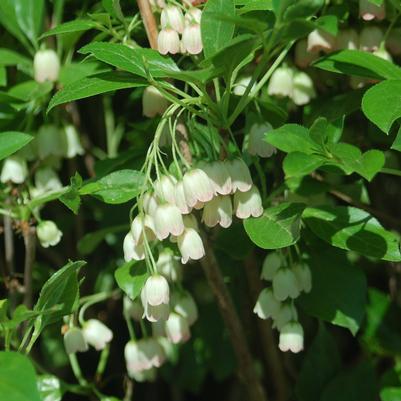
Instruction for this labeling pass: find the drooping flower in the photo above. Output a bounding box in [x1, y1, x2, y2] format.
[253, 288, 281, 320]
[36, 125, 65, 159]
[359, 0, 385, 21]
[161, 5, 185, 33]
[142, 86, 169, 118]
[274, 302, 298, 330]
[272, 267, 301, 301]
[33, 49, 60, 83]
[154, 174, 177, 205]
[1, 156, 28, 184]
[359, 26, 383, 52]
[292, 71, 316, 106]
[34, 167, 62, 194]
[177, 228, 205, 264]
[131, 214, 157, 244]
[62, 125, 84, 159]
[226, 158, 253, 193]
[202, 195, 232, 228]
[142, 192, 159, 216]
[158, 28, 180, 55]
[143, 275, 170, 306]
[154, 203, 185, 240]
[278, 322, 304, 353]
[183, 168, 215, 207]
[261, 252, 282, 281]
[307, 29, 336, 53]
[294, 39, 317, 68]
[184, 7, 202, 24]
[172, 291, 198, 326]
[156, 248, 183, 282]
[335, 29, 359, 50]
[248, 122, 276, 158]
[267, 66, 294, 99]
[82, 319, 113, 351]
[293, 264, 312, 293]
[141, 287, 170, 322]
[165, 312, 191, 344]
[181, 24, 203, 54]
[233, 185, 263, 219]
[174, 180, 192, 214]
[200, 161, 232, 195]
[37, 220, 63, 248]
[63, 327, 88, 354]
[123, 232, 145, 261]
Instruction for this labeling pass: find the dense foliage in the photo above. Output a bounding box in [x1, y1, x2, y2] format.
[1, 0, 401, 400]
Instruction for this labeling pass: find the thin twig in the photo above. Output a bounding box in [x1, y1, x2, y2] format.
[22, 224, 36, 309]
[136, 0, 158, 49]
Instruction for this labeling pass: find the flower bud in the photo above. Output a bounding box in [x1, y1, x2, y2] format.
[82, 319, 113, 350]
[294, 39, 317, 68]
[154, 203, 185, 240]
[307, 29, 335, 53]
[33, 49, 60, 83]
[142, 86, 169, 117]
[359, 0, 385, 21]
[165, 312, 191, 344]
[156, 249, 182, 282]
[183, 168, 215, 207]
[248, 122, 276, 158]
[154, 174, 177, 204]
[174, 181, 192, 214]
[1, 156, 28, 184]
[278, 322, 304, 353]
[181, 24, 203, 55]
[233, 185, 263, 219]
[158, 28, 180, 55]
[272, 267, 301, 301]
[177, 228, 205, 264]
[37, 220, 63, 248]
[131, 214, 156, 244]
[200, 161, 232, 195]
[226, 158, 253, 193]
[261, 252, 282, 281]
[63, 327, 88, 354]
[253, 288, 281, 320]
[63, 125, 84, 159]
[274, 302, 298, 330]
[267, 66, 294, 99]
[293, 264, 312, 293]
[123, 232, 145, 261]
[185, 7, 202, 24]
[202, 195, 232, 228]
[34, 167, 62, 194]
[123, 296, 144, 321]
[143, 274, 170, 306]
[334, 29, 359, 51]
[360, 26, 383, 52]
[161, 5, 185, 33]
[292, 71, 316, 106]
[173, 292, 198, 326]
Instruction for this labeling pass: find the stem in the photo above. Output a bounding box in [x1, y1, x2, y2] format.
[23, 226, 36, 310]
[200, 232, 268, 401]
[136, 0, 158, 49]
[381, 167, 401, 177]
[3, 211, 15, 309]
[69, 353, 89, 387]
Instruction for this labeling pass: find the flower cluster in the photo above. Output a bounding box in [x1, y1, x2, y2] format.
[157, 4, 203, 55]
[253, 252, 312, 353]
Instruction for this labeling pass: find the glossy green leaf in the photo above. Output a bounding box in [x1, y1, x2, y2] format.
[14, 0, 45, 46]
[244, 202, 305, 249]
[115, 261, 149, 301]
[79, 169, 145, 204]
[0, 352, 41, 401]
[48, 72, 146, 112]
[362, 80, 401, 133]
[283, 0, 324, 20]
[41, 20, 99, 38]
[302, 206, 401, 261]
[283, 152, 323, 178]
[201, 0, 236, 58]
[314, 50, 401, 80]
[0, 131, 33, 160]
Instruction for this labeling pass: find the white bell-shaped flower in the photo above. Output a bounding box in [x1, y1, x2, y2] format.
[177, 227, 205, 264]
[33, 49, 60, 83]
[63, 327, 88, 354]
[154, 203, 184, 240]
[154, 174, 177, 205]
[185, 7, 202, 24]
[156, 249, 182, 282]
[63, 125, 84, 158]
[294, 39, 317, 68]
[202, 195, 232, 228]
[278, 322, 304, 353]
[123, 232, 145, 261]
[1, 156, 28, 184]
[36, 125, 65, 159]
[274, 302, 298, 330]
[161, 5, 185, 33]
[181, 24, 203, 55]
[131, 214, 156, 244]
[267, 66, 294, 99]
[253, 288, 281, 320]
[140, 287, 170, 322]
[165, 312, 191, 344]
[123, 296, 144, 321]
[183, 168, 214, 207]
[261, 252, 282, 281]
[172, 292, 198, 326]
[142, 86, 169, 118]
[233, 76, 256, 96]
[143, 274, 170, 306]
[226, 158, 253, 193]
[307, 29, 335, 53]
[293, 264, 312, 293]
[359, 26, 383, 52]
[158, 28, 180, 55]
[127, 365, 156, 382]
[82, 319, 113, 351]
[200, 161, 232, 195]
[272, 267, 301, 301]
[34, 167, 62, 194]
[335, 29, 359, 50]
[37, 220, 63, 248]
[248, 122, 276, 158]
[233, 185, 263, 219]
[359, 0, 385, 21]
[141, 192, 159, 216]
[292, 71, 316, 106]
[174, 180, 192, 214]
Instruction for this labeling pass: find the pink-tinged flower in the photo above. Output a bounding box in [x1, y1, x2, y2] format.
[202, 195, 232, 228]
[165, 312, 191, 344]
[143, 275, 170, 306]
[292, 71, 316, 106]
[33, 49, 60, 83]
[233, 185, 263, 219]
[131, 214, 156, 244]
[123, 232, 145, 261]
[201, 161, 232, 195]
[177, 228, 205, 264]
[181, 24, 203, 54]
[185, 7, 202, 24]
[359, 0, 385, 21]
[294, 39, 317, 68]
[248, 122, 276, 158]
[278, 322, 304, 353]
[226, 158, 253, 193]
[272, 267, 301, 301]
[359, 26, 383, 52]
[82, 319, 113, 351]
[161, 5, 185, 33]
[267, 66, 294, 99]
[174, 180, 192, 214]
[183, 168, 214, 207]
[158, 28, 180, 55]
[307, 29, 336, 53]
[154, 203, 184, 240]
[334, 29, 359, 50]
[142, 86, 169, 117]
[253, 288, 281, 320]
[154, 174, 177, 205]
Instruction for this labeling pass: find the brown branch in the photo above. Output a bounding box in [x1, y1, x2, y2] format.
[200, 232, 268, 401]
[22, 224, 36, 309]
[136, 0, 159, 49]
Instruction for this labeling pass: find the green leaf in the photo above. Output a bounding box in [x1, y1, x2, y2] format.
[79, 42, 180, 78]
[59, 172, 82, 214]
[201, 0, 236, 58]
[299, 246, 367, 334]
[283, 152, 323, 178]
[79, 169, 145, 204]
[264, 124, 318, 154]
[40, 20, 99, 38]
[48, 72, 146, 112]
[37, 375, 62, 401]
[283, 0, 324, 20]
[362, 80, 401, 134]
[0, 48, 31, 69]
[59, 62, 108, 86]
[315, 15, 338, 35]
[313, 50, 401, 80]
[0, 352, 41, 401]
[302, 206, 401, 261]
[0, 131, 33, 160]
[295, 323, 341, 401]
[391, 126, 401, 152]
[244, 202, 305, 249]
[102, 0, 124, 21]
[115, 261, 149, 301]
[381, 388, 401, 401]
[13, 0, 45, 46]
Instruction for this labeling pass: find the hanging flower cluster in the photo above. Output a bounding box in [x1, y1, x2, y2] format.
[253, 252, 312, 353]
[156, 3, 203, 55]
